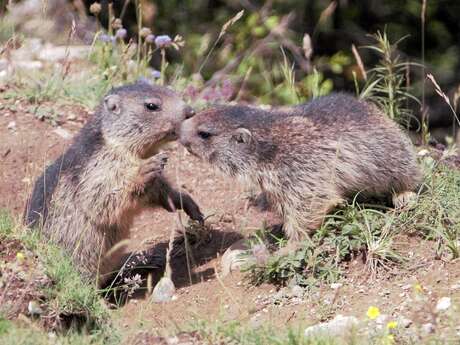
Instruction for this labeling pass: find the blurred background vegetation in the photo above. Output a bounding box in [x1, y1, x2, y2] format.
[98, 0, 460, 127]
[1, 0, 460, 134]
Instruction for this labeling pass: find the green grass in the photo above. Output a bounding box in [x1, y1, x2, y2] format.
[0, 211, 119, 344]
[0, 317, 115, 345]
[358, 30, 419, 129]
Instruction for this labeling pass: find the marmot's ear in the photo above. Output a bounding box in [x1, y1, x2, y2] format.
[232, 128, 252, 144]
[104, 94, 121, 115]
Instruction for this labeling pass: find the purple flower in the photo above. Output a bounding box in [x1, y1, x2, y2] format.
[145, 34, 155, 44]
[154, 35, 172, 48]
[115, 28, 127, 39]
[98, 34, 112, 43]
[151, 70, 161, 79]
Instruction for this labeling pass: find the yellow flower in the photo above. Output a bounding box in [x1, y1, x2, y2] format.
[366, 306, 380, 320]
[414, 283, 423, 293]
[387, 321, 398, 329]
[16, 252, 25, 262]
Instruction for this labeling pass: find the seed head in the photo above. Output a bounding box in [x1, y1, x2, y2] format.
[89, 2, 101, 15]
[139, 27, 152, 38]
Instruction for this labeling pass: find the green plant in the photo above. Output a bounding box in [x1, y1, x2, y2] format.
[359, 31, 419, 128]
[0, 210, 115, 337]
[411, 159, 460, 259]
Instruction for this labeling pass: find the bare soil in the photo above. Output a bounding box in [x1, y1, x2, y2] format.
[1, 94, 460, 340]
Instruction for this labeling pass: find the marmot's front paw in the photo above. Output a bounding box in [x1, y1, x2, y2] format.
[181, 194, 204, 224]
[135, 153, 168, 192]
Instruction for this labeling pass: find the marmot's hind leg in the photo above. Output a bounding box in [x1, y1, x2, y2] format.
[392, 191, 417, 209]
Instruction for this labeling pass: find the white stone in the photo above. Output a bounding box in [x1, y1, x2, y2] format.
[291, 285, 304, 298]
[220, 238, 252, 277]
[421, 322, 435, 334]
[53, 127, 72, 140]
[435, 297, 451, 312]
[331, 283, 342, 290]
[7, 121, 16, 130]
[28, 301, 43, 316]
[151, 276, 175, 303]
[304, 315, 359, 338]
[398, 316, 412, 328]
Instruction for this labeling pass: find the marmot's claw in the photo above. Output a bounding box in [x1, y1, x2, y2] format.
[182, 195, 204, 224]
[139, 153, 169, 184]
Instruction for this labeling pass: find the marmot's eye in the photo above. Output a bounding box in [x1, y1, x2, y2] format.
[198, 131, 212, 140]
[145, 102, 161, 111]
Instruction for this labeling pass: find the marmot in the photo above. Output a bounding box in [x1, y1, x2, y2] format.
[25, 81, 203, 286]
[179, 93, 421, 243]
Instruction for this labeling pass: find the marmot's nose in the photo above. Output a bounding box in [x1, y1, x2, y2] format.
[184, 106, 196, 119]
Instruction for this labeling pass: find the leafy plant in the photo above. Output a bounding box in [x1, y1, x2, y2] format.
[359, 31, 419, 128]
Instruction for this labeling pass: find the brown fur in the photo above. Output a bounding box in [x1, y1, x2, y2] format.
[180, 93, 421, 242]
[25, 81, 203, 286]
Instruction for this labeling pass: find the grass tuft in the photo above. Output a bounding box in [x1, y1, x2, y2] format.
[0, 211, 117, 342]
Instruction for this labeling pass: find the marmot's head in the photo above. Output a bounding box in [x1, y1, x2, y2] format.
[180, 105, 277, 177]
[100, 81, 194, 158]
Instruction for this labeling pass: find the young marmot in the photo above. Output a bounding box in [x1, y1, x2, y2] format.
[25, 81, 203, 286]
[180, 93, 421, 243]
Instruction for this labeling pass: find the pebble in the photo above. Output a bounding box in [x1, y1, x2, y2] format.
[421, 322, 435, 334]
[435, 297, 451, 312]
[28, 301, 43, 316]
[331, 283, 342, 290]
[7, 121, 16, 131]
[304, 315, 359, 338]
[151, 277, 176, 303]
[53, 127, 72, 140]
[220, 239, 251, 277]
[291, 285, 304, 298]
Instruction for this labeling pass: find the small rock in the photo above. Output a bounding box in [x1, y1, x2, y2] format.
[375, 314, 389, 326]
[304, 315, 359, 338]
[67, 113, 77, 121]
[450, 283, 460, 290]
[151, 277, 175, 303]
[291, 285, 304, 298]
[435, 297, 451, 312]
[28, 301, 43, 316]
[421, 322, 435, 334]
[7, 121, 16, 131]
[220, 238, 252, 277]
[53, 127, 72, 140]
[398, 316, 413, 328]
[331, 283, 342, 290]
